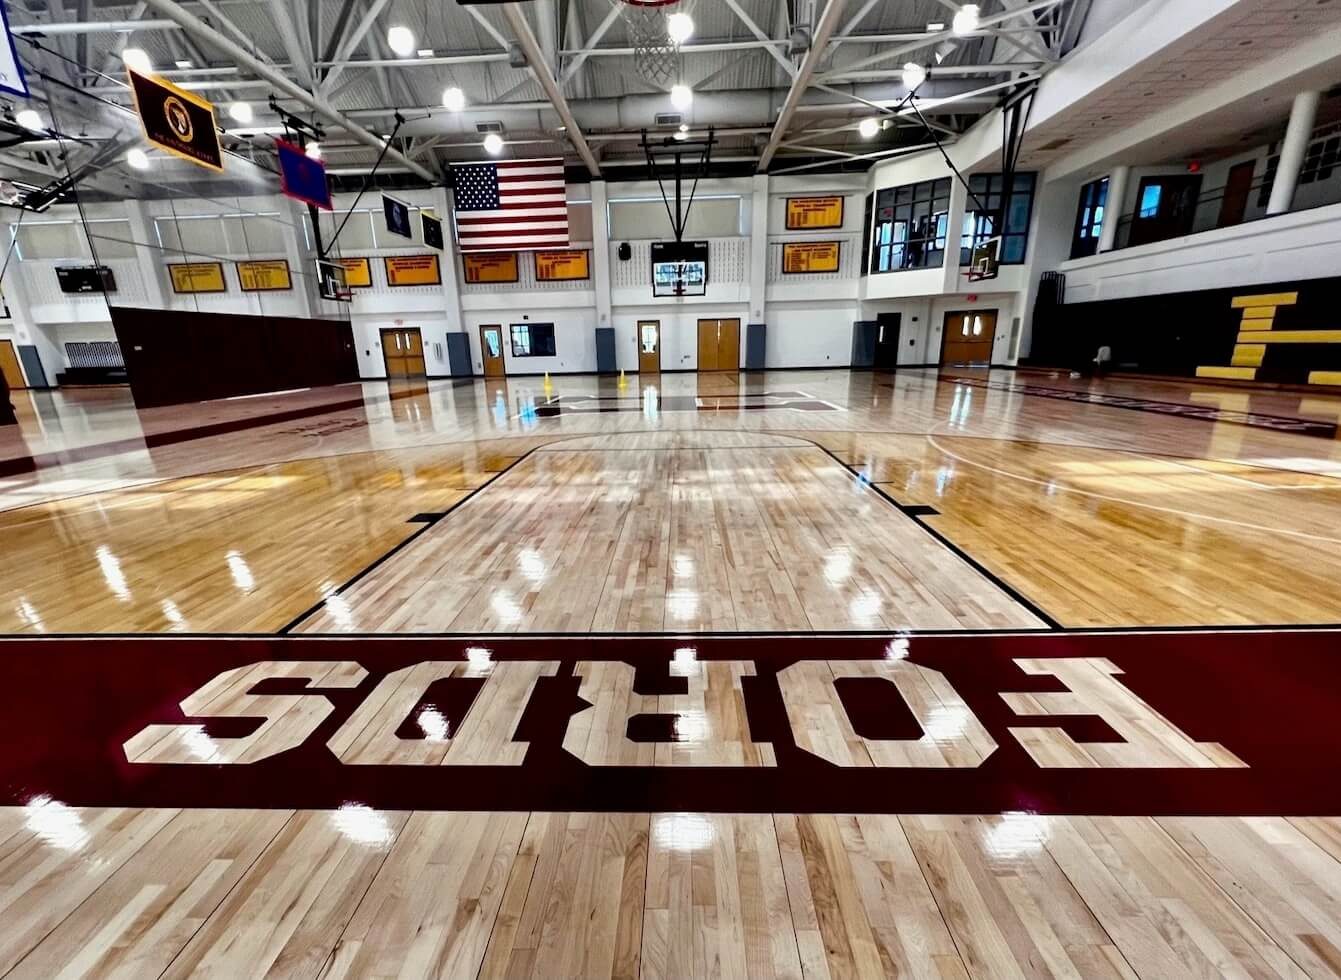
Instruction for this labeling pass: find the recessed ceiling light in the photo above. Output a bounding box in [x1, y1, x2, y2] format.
[174, 59, 192, 69]
[15, 109, 43, 131]
[228, 101, 253, 124]
[952, 4, 980, 34]
[667, 12, 694, 45]
[670, 84, 693, 110]
[927, 21, 946, 31]
[859, 117, 881, 139]
[483, 132, 504, 155]
[902, 62, 927, 90]
[442, 86, 465, 112]
[417, 48, 435, 58]
[126, 148, 149, 169]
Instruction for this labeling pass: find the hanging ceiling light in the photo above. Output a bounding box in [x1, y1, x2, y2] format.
[901, 62, 927, 90]
[483, 133, 504, 155]
[121, 47, 152, 73]
[669, 84, 693, 110]
[952, 4, 980, 35]
[305, 142, 322, 160]
[228, 101, 253, 124]
[126, 148, 149, 170]
[859, 118, 881, 139]
[442, 86, 466, 112]
[15, 109, 43, 131]
[666, 11, 695, 45]
[386, 25, 416, 57]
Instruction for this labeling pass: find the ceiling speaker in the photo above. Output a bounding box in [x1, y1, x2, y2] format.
[618, 242, 632, 262]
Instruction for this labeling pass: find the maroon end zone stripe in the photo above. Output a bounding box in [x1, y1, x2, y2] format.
[2, 630, 1340, 815]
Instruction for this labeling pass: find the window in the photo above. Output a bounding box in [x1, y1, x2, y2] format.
[1258, 155, 1279, 208]
[1137, 184, 1162, 218]
[511, 323, 556, 357]
[1070, 177, 1109, 259]
[860, 193, 873, 276]
[960, 173, 1037, 265]
[1301, 136, 1340, 184]
[869, 177, 950, 273]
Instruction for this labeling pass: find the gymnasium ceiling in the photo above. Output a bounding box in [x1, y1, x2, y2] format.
[0, 0, 1089, 198]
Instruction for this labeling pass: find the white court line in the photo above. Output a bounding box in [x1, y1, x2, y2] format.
[925, 426, 1341, 546]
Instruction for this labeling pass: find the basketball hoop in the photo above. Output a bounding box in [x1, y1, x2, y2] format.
[610, 0, 693, 88]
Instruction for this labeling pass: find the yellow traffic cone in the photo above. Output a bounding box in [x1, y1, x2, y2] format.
[618, 369, 627, 389]
[543, 371, 553, 393]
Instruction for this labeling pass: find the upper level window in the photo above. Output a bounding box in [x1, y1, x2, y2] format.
[1070, 177, 1109, 259]
[1138, 184, 1162, 218]
[960, 172, 1036, 265]
[870, 177, 951, 273]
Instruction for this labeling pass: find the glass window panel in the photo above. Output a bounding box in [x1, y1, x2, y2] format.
[895, 186, 913, 204]
[1002, 235, 1026, 263]
[85, 220, 135, 259]
[1138, 184, 1162, 218]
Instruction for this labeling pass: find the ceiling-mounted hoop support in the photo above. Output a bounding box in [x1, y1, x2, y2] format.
[640, 126, 717, 244]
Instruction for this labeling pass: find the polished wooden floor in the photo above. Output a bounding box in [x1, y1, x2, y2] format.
[3, 368, 1341, 977]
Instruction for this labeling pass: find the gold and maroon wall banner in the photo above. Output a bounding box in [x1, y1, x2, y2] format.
[781, 241, 841, 274]
[534, 249, 590, 282]
[236, 259, 293, 292]
[336, 257, 373, 288]
[463, 252, 520, 284]
[785, 195, 844, 230]
[384, 254, 442, 287]
[3, 629, 1340, 814]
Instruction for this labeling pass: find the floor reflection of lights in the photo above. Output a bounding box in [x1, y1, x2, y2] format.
[24, 795, 89, 852]
[652, 812, 714, 852]
[331, 804, 395, 848]
[985, 811, 1051, 860]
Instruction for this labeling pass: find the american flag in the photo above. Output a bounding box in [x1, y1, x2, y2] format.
[451, 157, 569, 252]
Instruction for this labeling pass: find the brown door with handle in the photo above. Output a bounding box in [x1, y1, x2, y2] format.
[637, 320, 661, 374]
[0, 340, 25, 389]
[480, 325, 506, 377]
[1217, 160, 1255, 228]
[696, 318, 740, 372]
[380, 327, 425, 379]
[940, 310, 997, 366]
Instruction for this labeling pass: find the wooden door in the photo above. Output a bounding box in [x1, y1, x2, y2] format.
[1128, 175, 1202, 247]
[480, 325, 505, 378]
[717, 319, 740, 371]
[0, 340, 24, 389]
[1217, 161, 1255, 228]
[637, 320, 661, 374]
[940, 310, 997, 365]
[697, 320, 719, 372]
[380, 328, 425, 379]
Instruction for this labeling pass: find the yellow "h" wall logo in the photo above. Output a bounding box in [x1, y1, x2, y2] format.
[1196, 292, 1299, 382]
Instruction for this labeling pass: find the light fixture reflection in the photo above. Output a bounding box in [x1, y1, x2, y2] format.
[492, 593, 522, 624]
[823, 550, 852, 585]
[418, 707, 449, 741]
[985, 811, 1050, 858]
[96, 545, 131, 601]
[849, 591, 881, 624]
[25, 795, 89, 851]
[668, 590, 699, 622]
[465, 645, 494, 669]
[518, 548, 546, 583]
[653, 812, 714, 851]
[673, 554, 694, 579]
[161, 599, 187, 631]
[331, 803, 394, 847]
[885, 636, 911, 660]
[227, 550, 256, 593]
[16, 598, 45, 632]
[670, 646, 698, 677]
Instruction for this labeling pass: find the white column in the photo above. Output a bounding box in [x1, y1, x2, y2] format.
[590, 179, 613, 332]
[123, 201, 170, 309]
[941, 175, 968, 293]
[1098, 165, 1129, 253]
[748, 174, 769, 325]
[434, 187, 466, 331]
[1, 269, 60, 386]
[1267, 90, 1321, 216]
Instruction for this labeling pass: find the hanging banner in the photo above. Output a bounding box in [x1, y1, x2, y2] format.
[384, 254, 441, 287]
[535, 249, 590, 282]
[422, 209, 445, 250]
[782, 241, 841, 274]
[168, 262, 227, 294]
[463, 252, 518, 284]
[383, 195, 412, 240]
[127, 68, 223, 172]
[276, 139, 331, 210]
[0, 1, 29, 97]
[336, 257, 373, 288]
[786, 196, 844, 230]
[236, 259, 293, 292]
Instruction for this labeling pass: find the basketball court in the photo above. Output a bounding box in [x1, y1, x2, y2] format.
[3, 0, 1341, 976]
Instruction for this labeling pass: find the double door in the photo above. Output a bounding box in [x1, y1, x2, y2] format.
[696, 318, 740, 372]
[380, 328, 425, 379]
[940, 310, 997, 366]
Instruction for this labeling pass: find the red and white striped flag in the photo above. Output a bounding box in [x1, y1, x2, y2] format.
[450, 157, 569, 252]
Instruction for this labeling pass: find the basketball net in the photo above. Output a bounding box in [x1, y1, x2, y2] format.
[610, 0, 694, 88]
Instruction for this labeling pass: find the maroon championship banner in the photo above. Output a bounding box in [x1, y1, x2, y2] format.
[2, 630, 1339, 815]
